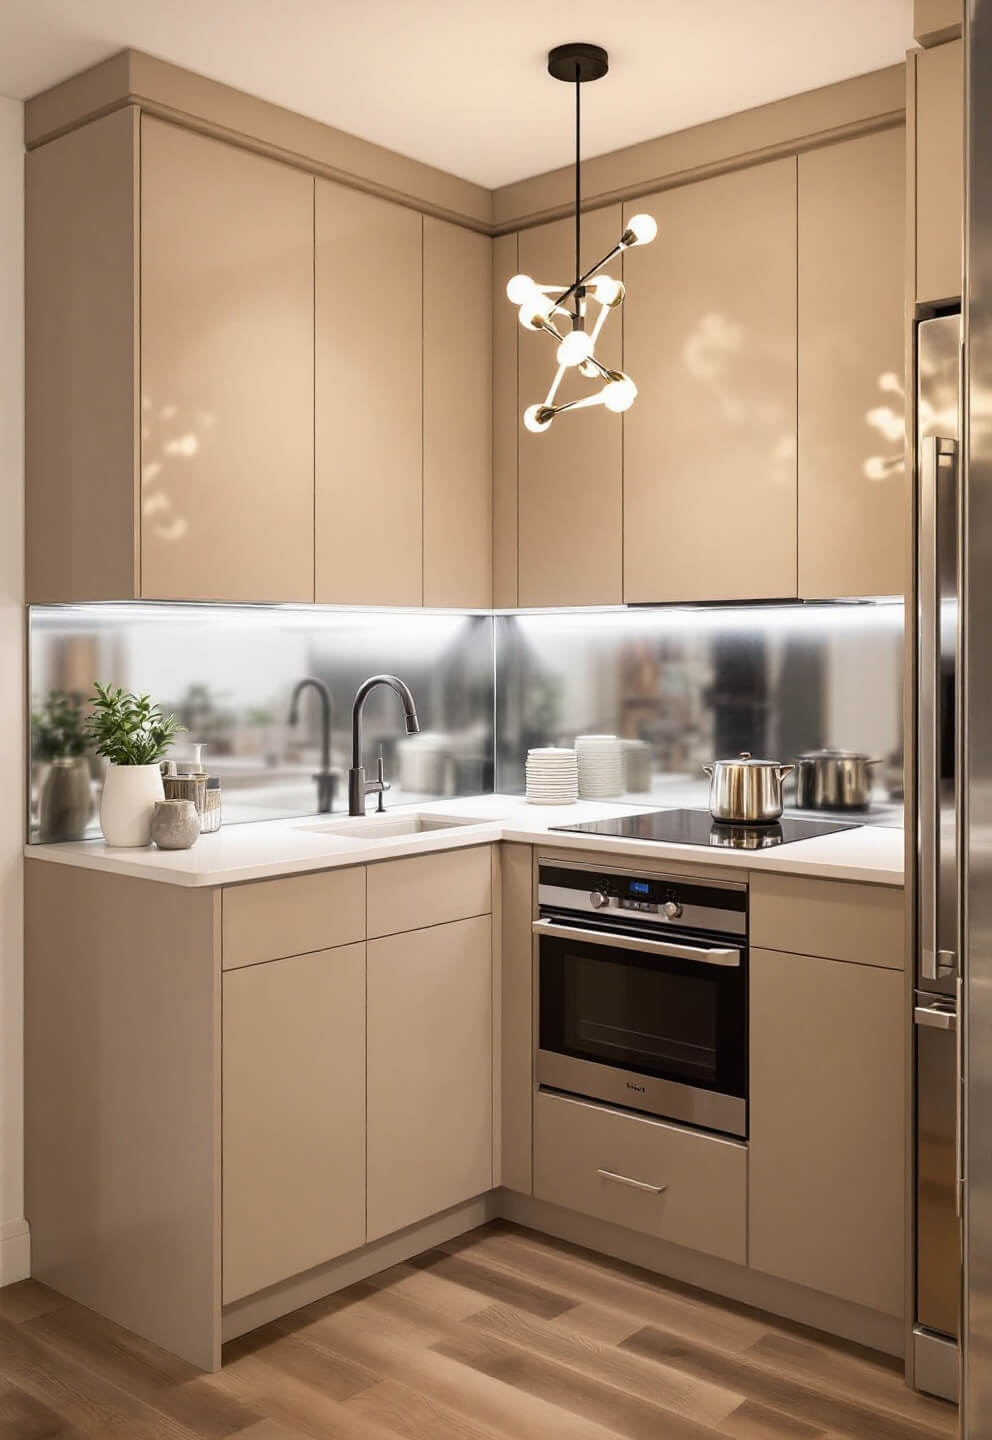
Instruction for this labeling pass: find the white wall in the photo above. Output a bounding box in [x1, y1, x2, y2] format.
[0, 97, 27, 1284]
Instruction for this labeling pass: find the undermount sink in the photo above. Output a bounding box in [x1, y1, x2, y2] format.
[296, 811, 482, 840]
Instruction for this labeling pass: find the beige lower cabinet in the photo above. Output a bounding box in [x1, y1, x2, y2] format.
[749, 946, 905, 1316]
[533, 1091, 747, 1265]
[367, 914, 493, 1241]
[222, 942, 366, 1303]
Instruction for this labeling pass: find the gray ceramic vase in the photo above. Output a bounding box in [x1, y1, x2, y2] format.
[150, 798, 200, 850]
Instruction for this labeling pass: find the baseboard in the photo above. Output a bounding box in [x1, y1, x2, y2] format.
[223, 1186, 904, 1360]
[498, 1189, 905, 1359]
[222, 1192, 499, 1341]
[0, 1219, 31, 1286]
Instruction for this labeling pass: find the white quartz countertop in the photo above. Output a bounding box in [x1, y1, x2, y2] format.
[24, 793, 905, 888]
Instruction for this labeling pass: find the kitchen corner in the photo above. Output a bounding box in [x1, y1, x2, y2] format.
[3, 5, 972, 1438]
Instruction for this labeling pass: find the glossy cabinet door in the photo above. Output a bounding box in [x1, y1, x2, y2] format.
[915, 39, 963, 304]
[315, 180, 422, 606]
[366, 915, 493, 1240]
[493, 232, 520, 607]
[141, 118, 315, 602]
[798, 129, 906, 599]
[423, 217, 493, 608]
[623, 160, 797, 603]
[516, 207, 624, 607]
[222, 943, 366, 1302]
[749, 946, 905, 1317]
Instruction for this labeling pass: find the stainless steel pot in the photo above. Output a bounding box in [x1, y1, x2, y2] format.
[793, 749, 880, 812]
[702, 752, 794, 824]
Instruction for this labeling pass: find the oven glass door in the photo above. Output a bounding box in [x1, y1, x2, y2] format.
[537, 920, 747, 1123]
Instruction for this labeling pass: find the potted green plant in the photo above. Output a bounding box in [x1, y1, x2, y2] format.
[32, 691, 93, 842]
[84, 684, 184, 847]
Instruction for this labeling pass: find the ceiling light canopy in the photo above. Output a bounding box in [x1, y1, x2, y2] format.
[506, 42, 657, 434]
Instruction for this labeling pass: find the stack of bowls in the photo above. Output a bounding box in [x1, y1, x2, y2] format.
[576, 734, 625, 799]
[525, 747, 579, 805]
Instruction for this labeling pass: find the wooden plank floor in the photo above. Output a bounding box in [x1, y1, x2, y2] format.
[0, 1220, 958, 1440]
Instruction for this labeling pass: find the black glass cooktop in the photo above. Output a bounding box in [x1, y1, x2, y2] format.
[550, 807, 860, 851]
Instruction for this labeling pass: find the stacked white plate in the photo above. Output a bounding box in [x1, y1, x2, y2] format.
[525, 747, 579, 805]
[576, 734, 625, 799]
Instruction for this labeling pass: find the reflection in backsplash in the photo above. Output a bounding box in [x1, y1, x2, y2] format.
[28, 605, 494, 841]
[494, 603, 905, 817]
[29, 599, 906, 843]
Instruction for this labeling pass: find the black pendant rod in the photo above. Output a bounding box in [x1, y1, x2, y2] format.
[574, 61, 581, 293]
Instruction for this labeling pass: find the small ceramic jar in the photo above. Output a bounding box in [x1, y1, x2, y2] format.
[150, 798, 200, 851]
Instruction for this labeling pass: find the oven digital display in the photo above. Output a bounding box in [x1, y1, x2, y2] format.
[629, 880, 651, 896]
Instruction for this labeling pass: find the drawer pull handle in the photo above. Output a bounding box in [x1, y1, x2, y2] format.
[597, 1167, 667, 1195]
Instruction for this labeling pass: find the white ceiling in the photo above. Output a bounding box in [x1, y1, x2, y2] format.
[0, 0, 915, 188]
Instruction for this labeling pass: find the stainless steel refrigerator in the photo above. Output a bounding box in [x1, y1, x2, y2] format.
[964, 2, 992, 1432]
[915, 310, 963, 1405]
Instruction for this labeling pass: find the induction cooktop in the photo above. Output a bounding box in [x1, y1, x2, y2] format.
[549, 807, 861, 851]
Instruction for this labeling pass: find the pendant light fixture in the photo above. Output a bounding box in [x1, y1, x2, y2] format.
[506, 43, 657, 434]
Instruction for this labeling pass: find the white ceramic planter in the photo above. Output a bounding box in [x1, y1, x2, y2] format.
[99, 763, 165, 848]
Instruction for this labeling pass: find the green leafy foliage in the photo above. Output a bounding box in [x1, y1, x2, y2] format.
[84, 683, 185, 767]
[31, 691, 87, 762]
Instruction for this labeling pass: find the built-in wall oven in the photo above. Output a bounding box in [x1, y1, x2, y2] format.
[535, 859, 748, 1138]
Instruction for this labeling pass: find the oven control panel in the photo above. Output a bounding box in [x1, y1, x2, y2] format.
[538, 862, 747, 936]
[584, 875, 684, 914]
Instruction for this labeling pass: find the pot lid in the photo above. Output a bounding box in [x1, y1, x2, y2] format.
[713, 751, 783, 768]
[796, 748, 870, 761]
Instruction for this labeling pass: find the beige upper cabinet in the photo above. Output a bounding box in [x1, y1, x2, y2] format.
[915, 39, 963, 305]
[141, 119, 315, 602]
[749, 946, 905, 1317]
[515, 207, 625, 607]
[366, 914, 493, 1241]
[623, 160, 798, 604]
[315, 181, 422, 607]
[222, 942, 366, 1303]
[423, 217, 493, 608]
[798, 129, 905, 600]
[493, 232, 520, 608]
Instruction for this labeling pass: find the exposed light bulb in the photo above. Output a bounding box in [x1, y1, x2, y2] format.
[603, 373, 638, 413]
[506, 273, 537, 304]
[523, 403, 554, 433]
[588, 274, 624, 307]
[556, 330, 595, 368]
[518, 296, 555, 331]
[622, 213, 658, 247]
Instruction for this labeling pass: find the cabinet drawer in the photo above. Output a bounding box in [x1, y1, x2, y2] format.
[534, 1092, 747, 1265]
[749, 874, 904, 968]
[366, 845, 491, 938]
[222, 867, 365, 970]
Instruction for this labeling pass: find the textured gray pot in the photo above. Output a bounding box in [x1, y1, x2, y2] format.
[39, 756, 93, 842]
[150, 799, 200, 850]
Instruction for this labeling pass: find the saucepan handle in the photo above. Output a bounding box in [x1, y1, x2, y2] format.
[777, 764, 795, 780]
[702, 764, 714, 777]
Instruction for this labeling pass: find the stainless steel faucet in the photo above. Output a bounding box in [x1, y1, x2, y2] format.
[348, 674, 420, 816]
[288, 677, 336, 814]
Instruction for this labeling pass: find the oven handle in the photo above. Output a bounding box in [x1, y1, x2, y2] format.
[531, 919, 742, 968]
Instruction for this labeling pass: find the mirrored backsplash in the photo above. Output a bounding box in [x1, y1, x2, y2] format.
[29, 605, 494, 842]
[494, 603, 905, 822]
[28, 600, 905, 843]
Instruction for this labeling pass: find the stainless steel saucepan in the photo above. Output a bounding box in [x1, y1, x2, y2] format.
[793, 749, 880, 812]
[702, 752, 794, 824]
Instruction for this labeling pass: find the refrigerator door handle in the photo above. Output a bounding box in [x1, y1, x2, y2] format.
[914, 1001, 959, 1031]
[919, 435, 960, 984]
